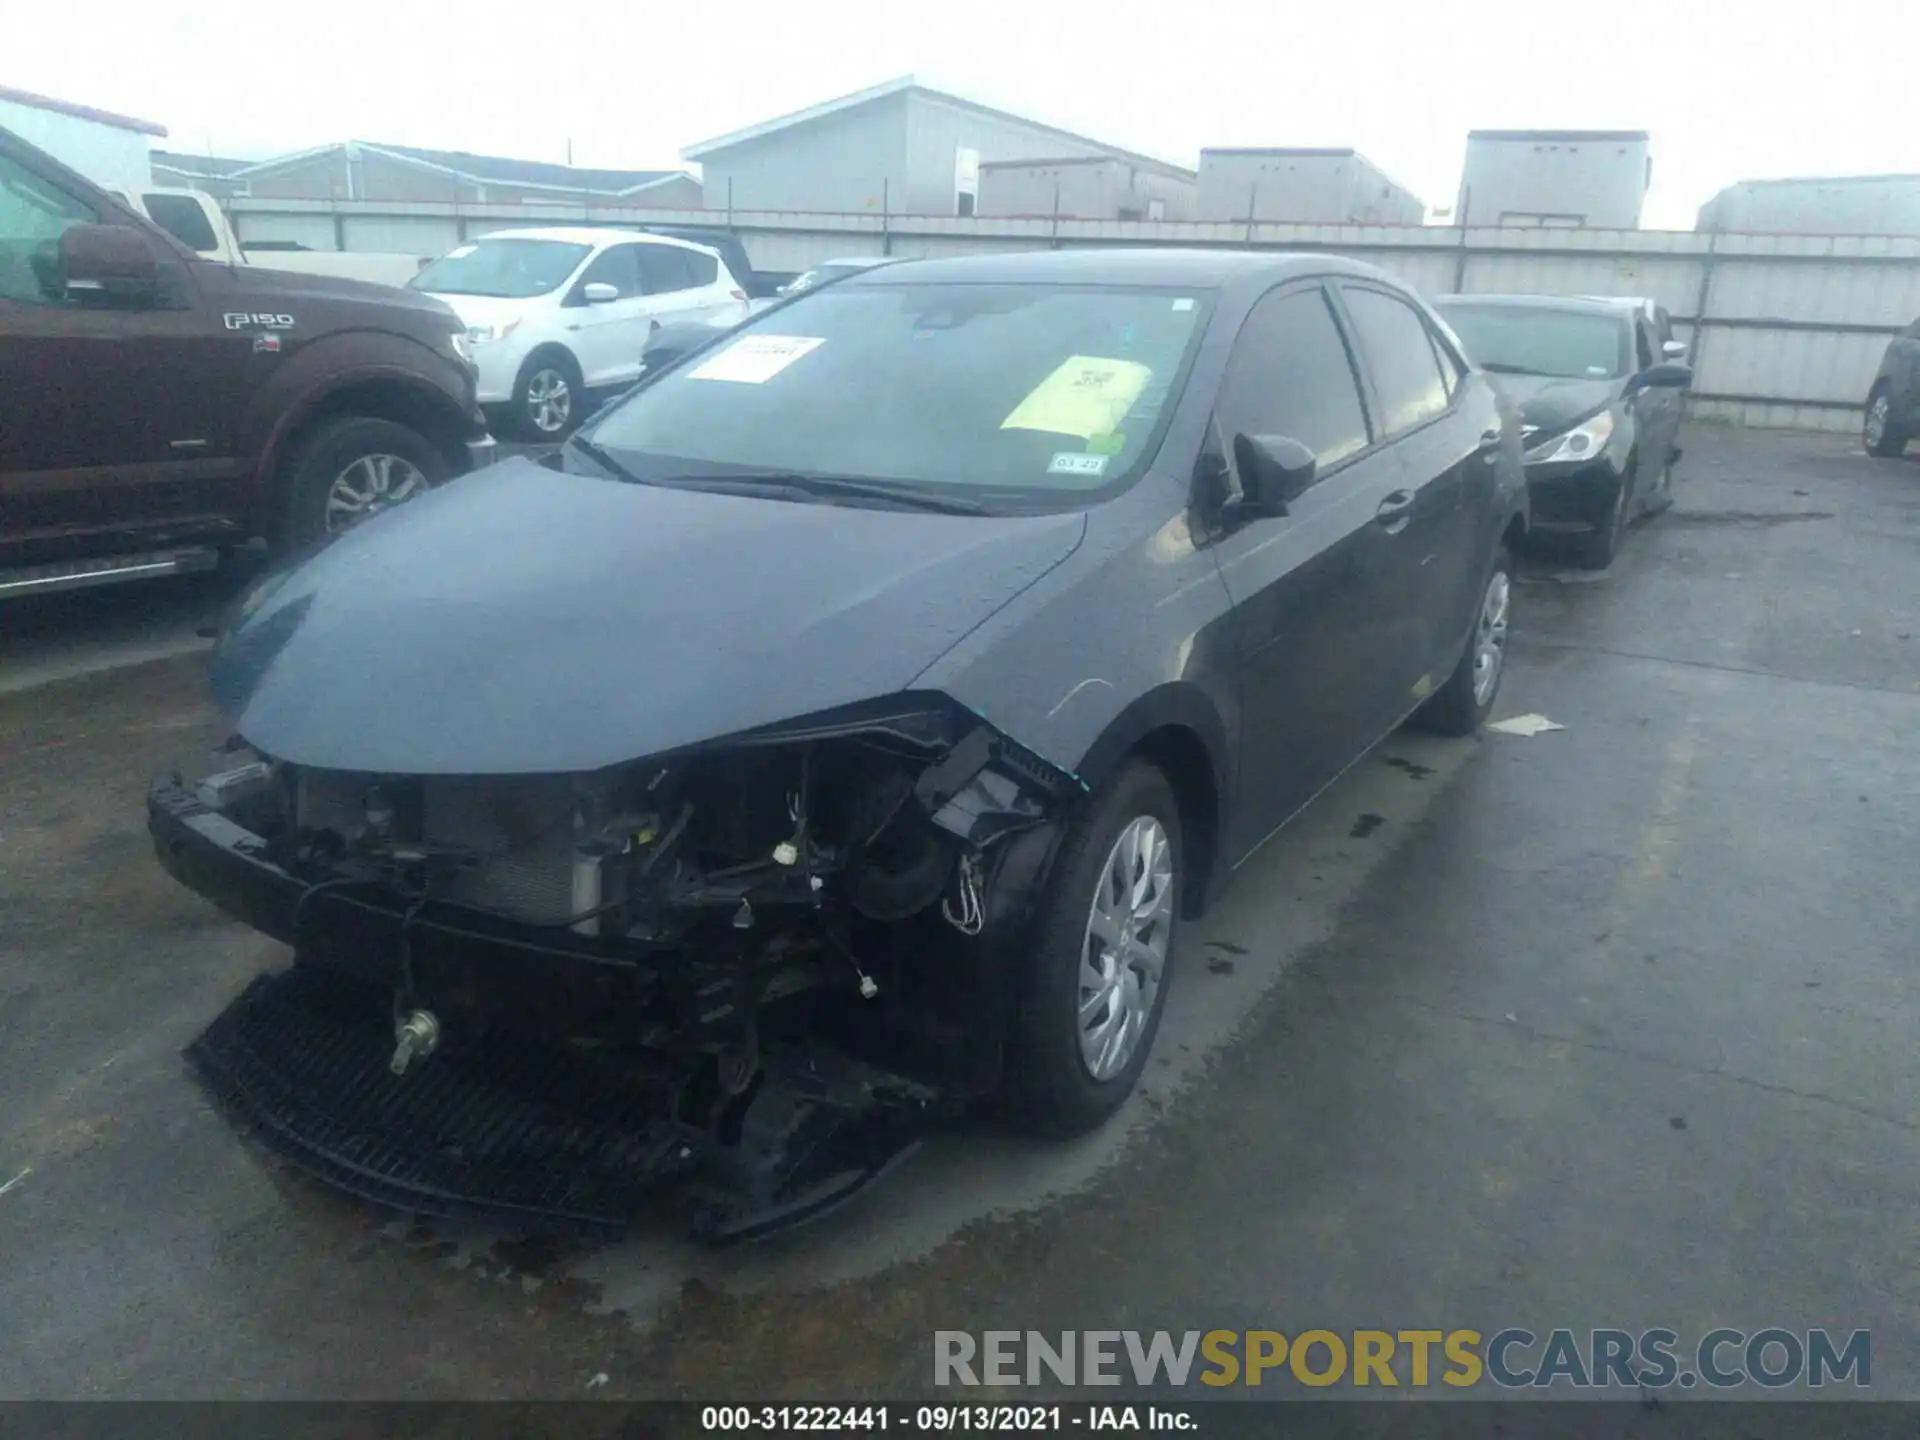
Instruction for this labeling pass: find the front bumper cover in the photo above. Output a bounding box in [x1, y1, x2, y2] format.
[150, 774, 948, 1241]
[1522, 454, 1628, 533]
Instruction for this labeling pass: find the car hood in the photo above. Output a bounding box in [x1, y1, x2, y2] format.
[215, 263, 457, 318]
[1486, 373, 1620, 436]
[210, 458, 1087, 775]
[420, 292, 540, 330]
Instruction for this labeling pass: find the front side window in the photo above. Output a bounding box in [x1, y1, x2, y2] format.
[1340, 286, 1451, 437]
[410, 237, 592, 298]
[0, 153, 97, 304]
[1216, 286, 1371, 472]
[589, 281, 1208, 504]
[1434, 301, 1631, 381]
[574, 244, 641, 299]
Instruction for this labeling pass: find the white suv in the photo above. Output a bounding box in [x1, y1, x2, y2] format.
[410, 227, 750, 438]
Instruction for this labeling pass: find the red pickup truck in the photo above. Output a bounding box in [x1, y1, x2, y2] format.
[0, 125, 496, 598]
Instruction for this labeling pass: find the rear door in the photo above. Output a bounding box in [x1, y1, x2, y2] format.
[0, 149, 247, 562]
[638, 243, 743, 328]
[1331, 281, 1481, 704]
[1207, 281, 1404, 853]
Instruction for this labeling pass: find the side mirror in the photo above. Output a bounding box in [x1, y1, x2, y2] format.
[1231, 433, 1317, 516]
[1630, 360, 1693, 392]
[1661, 339, 1689, 360]
[58, 224, 160, 305]
[582, 281, 620, 305]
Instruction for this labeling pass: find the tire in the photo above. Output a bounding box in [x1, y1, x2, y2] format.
[275, 416, 448, 554]
[1008, 760, 1182, 1138]
[1642, 455, 1677, 516]
[1864, 385, 1907, 458]
[510, 349, 584, 440]
[1576, 470, 1632, 569]
[1416, 544, 1513, 737]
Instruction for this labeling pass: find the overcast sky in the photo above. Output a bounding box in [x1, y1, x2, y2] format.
[8, 0, 1912, 228]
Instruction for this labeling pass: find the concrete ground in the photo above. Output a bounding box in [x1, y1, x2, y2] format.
[1, 426, 1916, 1400]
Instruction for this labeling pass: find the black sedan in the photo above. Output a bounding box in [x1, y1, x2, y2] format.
[152, 250, 1526, 1233]
[1433, 294, 1692, 568]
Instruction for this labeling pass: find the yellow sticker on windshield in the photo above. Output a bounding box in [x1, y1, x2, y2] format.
[1001, 356, 1153, 440]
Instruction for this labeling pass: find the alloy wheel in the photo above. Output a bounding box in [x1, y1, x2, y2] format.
[1472, 568, 1511, 707]
[324, 453, 430, 534]
[1078, 815, 1175, 1081]
[526, 369, 572, 434]
[1865, 393, 1889, 450]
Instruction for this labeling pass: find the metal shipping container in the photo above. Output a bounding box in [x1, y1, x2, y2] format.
[1457, 130, 1651, 229]
[1195, 148, 1424, 225]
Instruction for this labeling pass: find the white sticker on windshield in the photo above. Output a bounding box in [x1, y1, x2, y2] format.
[1048, 452, 1110, 478]
[444, 244, 477, 259]
[688, 335, 825, 384]
[1172, 297, 1195, 311]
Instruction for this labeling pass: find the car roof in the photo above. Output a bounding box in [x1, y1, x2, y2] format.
[473, 225, 711, 253]
[838, 247, 1387, 289]
[1436, 292, 1635, 318]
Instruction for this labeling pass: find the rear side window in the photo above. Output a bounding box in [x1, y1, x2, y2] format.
[1217, 286, 1371, 471]
[142, 193, 219, 253]
[1340, 286, 1450, 437]
[635, 245, 701, 295]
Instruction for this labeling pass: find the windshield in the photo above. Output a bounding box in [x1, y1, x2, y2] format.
[587, 281, 1208, 503]
[410, 237, 591, 298]
[1435, 302, 1630, 380]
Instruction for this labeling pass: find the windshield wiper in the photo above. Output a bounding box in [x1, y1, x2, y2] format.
[566, 434, 647, 484]
[659, 472, 990, 515]
[1477, 362, 1539, 375]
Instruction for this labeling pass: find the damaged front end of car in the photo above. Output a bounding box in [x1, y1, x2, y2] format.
[150, 693, 1084, 1241]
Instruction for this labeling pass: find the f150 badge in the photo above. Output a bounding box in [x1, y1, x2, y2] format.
[224, 312, 297, 330]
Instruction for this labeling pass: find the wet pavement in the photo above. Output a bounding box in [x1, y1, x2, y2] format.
[2, 426, 1916, 1399]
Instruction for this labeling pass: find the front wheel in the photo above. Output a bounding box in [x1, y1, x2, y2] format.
[1576, 473, 1631, 569]
[511, 350, 584, 440]
[276, 416, 448, 554]
[1416, 545, 1513, 736]
[1865, 386, 1907, 458]
[1009, 761, 1182, 1137]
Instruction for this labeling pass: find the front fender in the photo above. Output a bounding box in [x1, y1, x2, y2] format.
[244, 330, 471, 478]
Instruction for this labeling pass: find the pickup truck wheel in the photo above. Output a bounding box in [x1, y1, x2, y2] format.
[277, 417, 449, 553]
[1009, 760, 1181, 1138]
[511, 350, 583, 439]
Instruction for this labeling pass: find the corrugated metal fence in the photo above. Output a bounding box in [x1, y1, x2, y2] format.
[230, 197, 1920, 434]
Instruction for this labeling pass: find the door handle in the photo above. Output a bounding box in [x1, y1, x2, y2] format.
[1375, 490, 1414, 534]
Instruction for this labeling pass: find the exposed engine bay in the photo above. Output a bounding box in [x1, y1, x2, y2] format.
[154, 698, 1082, 1240]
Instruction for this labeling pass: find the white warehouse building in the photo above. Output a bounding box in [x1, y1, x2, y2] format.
[1696, 174, 1920, 236]
[1456, 129, 1651, 229]
[976, 155, 1196, 221]
[683, 77, 1190, 217]
[1195, 148, 1424, 225]
[0, 83, 165, 192]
